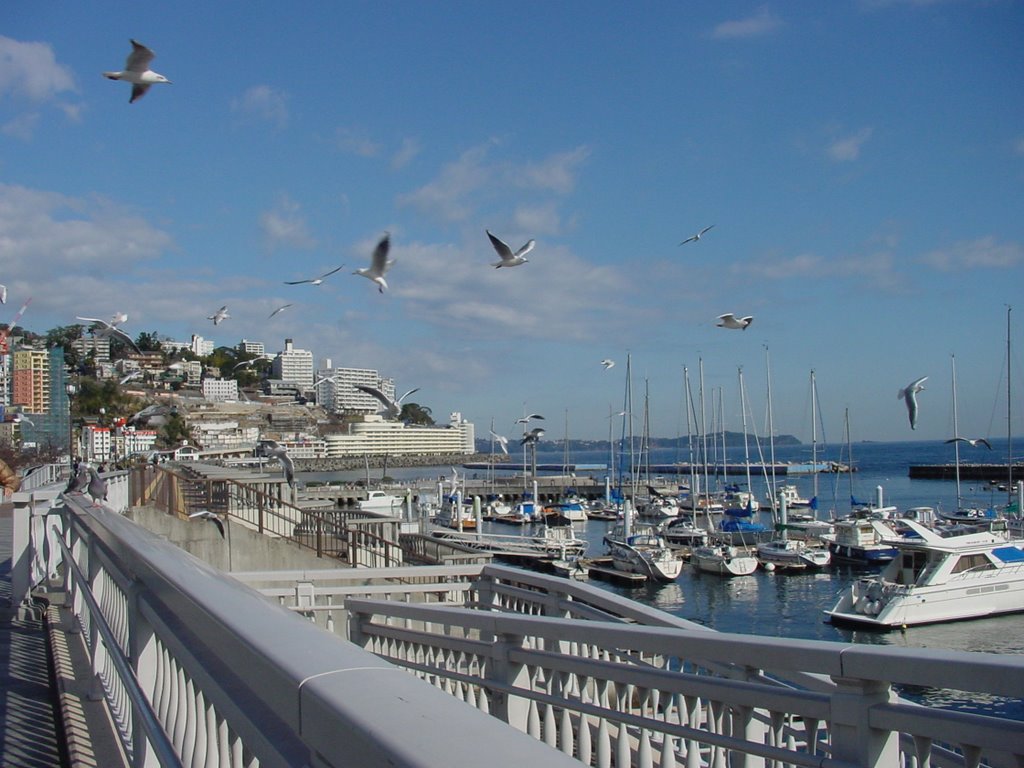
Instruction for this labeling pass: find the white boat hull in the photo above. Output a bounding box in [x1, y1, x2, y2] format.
[692, 545, 758, 577]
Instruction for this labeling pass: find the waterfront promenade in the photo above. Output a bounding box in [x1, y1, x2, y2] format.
[6, 467, 1024, 767]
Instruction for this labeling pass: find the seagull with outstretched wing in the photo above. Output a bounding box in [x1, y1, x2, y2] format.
[284, 265, 344, 286]
[76, 315, 141, 353]
[353, 234, 394, 293]
[679, 224, 715, 245]
[945, 436, 992, 449]
[354, 384, 420, 420]
[487, 230, 535, 268]
[103, 39, 172, 103]
[898, 376, 928, 430]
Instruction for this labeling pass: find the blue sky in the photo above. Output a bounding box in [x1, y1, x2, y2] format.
[2, 1, 1022, 445]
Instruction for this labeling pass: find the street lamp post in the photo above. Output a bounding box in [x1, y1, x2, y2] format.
[66, 382, 76, 470]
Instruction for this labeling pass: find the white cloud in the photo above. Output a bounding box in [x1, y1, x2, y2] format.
[918, 236, 1024, 272]
[2, 112, 40, 140]
[710, 7, 784, 40]
[231, 85, 289, 129]
[398, 141, 590, 224]
[332, 126, 382, 157]
[0, 36, 75, 102]
[827, 127, 874, 162]
[1014, 136, 1024, 156]
[398, 143, 495, 221]
[259, 196, 316, 250]
[390, 137, 421, 169]
[738, 249, 902, 290]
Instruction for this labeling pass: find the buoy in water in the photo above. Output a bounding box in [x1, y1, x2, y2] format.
[763, 562, 776, 572]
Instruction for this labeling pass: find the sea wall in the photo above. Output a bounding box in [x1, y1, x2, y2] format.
[294, 453, 506, 473]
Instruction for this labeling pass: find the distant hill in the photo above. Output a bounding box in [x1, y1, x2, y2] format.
[475, 431, 801, 453]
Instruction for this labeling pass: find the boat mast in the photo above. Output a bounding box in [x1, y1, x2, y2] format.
[810, 369, 822, 513]
[951, 354, 962, 511]
[1008, 305, 1014, 506]
[765, 345, 778, 516]
[699, 357, 710, 510]
[739, 367, 754, 500]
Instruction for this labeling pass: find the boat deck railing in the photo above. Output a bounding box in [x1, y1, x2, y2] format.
[8, 472, 1024, 768]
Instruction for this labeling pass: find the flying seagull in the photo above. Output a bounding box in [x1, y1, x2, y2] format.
[898, 376, 928, 430]
[284, 265, 344, 286]
[129, 403, 177, 428]
[716, 313, 753, 330]
[486, 230, 535, 268]
[489, 429, 510, 455]
[268, 303, 293, 319]
[600, 359, 615, 370]
[520, 427, 546, 446]
[679, 225, 715, 245]
[12, 413, 35, 427]
[103, 39, 171, 103]
[255, 439, 295, 486]
[945, 437, 992, 450]
[353, 234, 393, 293]
[76, 315, 141, 353]
[354, 384, 420, 420]
[232, 359, 258, 372]
[119, 370, 144, 385]
[514, 413, 545, 424]
[0, 284, 6, 304]
[208, 306, 230, 325]
[189, 510, 225, 538]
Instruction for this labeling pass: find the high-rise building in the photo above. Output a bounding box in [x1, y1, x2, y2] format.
[11, 345, 71, 453]
[239, 340, 265, 356]
[272, 339, 314, 390]
[315, 366, 395, 414]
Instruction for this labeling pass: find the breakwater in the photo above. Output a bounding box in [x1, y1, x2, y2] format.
[908, 463, 1022, 481]
[293, 453, 506, 473]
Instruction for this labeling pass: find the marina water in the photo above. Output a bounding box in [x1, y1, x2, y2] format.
[299, 437, 1024, 719]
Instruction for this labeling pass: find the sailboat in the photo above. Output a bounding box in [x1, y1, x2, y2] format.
[603, 354, 683, 581]
[939, 354, 999, 525]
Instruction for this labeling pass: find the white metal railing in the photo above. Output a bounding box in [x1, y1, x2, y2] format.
[255, 564, 1024, 768]
[16, 484, 581, 768]
[13, 480, 1024, 768]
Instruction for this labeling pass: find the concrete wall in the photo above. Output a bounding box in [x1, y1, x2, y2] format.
[127, 505, 342, 573]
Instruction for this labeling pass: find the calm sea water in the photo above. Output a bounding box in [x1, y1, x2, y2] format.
[298, 438, 1024, 718]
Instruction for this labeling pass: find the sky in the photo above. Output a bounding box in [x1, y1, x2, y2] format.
[1, 1, 1023, 446]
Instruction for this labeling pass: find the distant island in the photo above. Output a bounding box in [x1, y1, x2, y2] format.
[475, 432, 801, 453]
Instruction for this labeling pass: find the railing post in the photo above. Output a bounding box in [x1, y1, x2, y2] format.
[128, 579, 162, 768]
[489, 631, 530, 731]
[828, 675, 900, 766]
[10, 491, 33, 609]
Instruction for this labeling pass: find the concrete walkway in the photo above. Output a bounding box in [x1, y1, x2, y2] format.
[0, 504, 65, 768]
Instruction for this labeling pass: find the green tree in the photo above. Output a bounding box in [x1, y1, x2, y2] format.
[158, 413, 191, 449]
[400, 402, 434, 425]
[135, 331, 165, 354]
[45, 325, 85, 370]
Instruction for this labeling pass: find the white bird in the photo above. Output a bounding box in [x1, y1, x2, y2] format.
[255, 439, 295, 486]
[12, 413, 35, 427]
[103, 39, 172, 103]
[600, 359, 615, 370]
[268, 303, 293, 319]
[353, 234, 393, 293]
[129, 403, 177, 428]
[520, 427, 545, 446]
[232, 359, 258, 372]
[898, 376, 928, 430]
[679, 224, 715, 245]
[119, 370, 144, 385]
[189, 509, 225, 538]
[109, 311, 128, 327]
[354, 384, 419, 420]
[0, 284, 6, 304]
[945, 436, 992, 450]
[486, 230, 535, 268]
[208, 306, 229, 325]
[716, 313, 753, 331]
[514, 413, 545, 424]
[76, 315, 141, 352]
[489, 430, 510, 455]
[284, 265, 344, 286]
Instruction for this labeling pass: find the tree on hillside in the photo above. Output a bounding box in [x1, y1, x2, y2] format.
[400, 402, 434, 426]
[45, 325, 85, 370]
[135, 331, 165, 354]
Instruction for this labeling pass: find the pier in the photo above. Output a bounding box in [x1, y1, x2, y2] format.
[5, 462, 1024, 768]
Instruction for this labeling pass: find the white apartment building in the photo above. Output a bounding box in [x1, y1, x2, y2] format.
[279, 438, 327, 460]
[120, 427, 158, 457]
[190, 334, 215, 357]
[202, 377, 239, 402]
[323, 413, 475, 457]
[83, 426, 113, 462]
[0, 354, 9, 408]
[316, 366, 395, 415]
[190, 421, 260, 450]
[272, 339, 314, 390]
[239, 340, 265, 356]
[73, 335, 111, 363]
